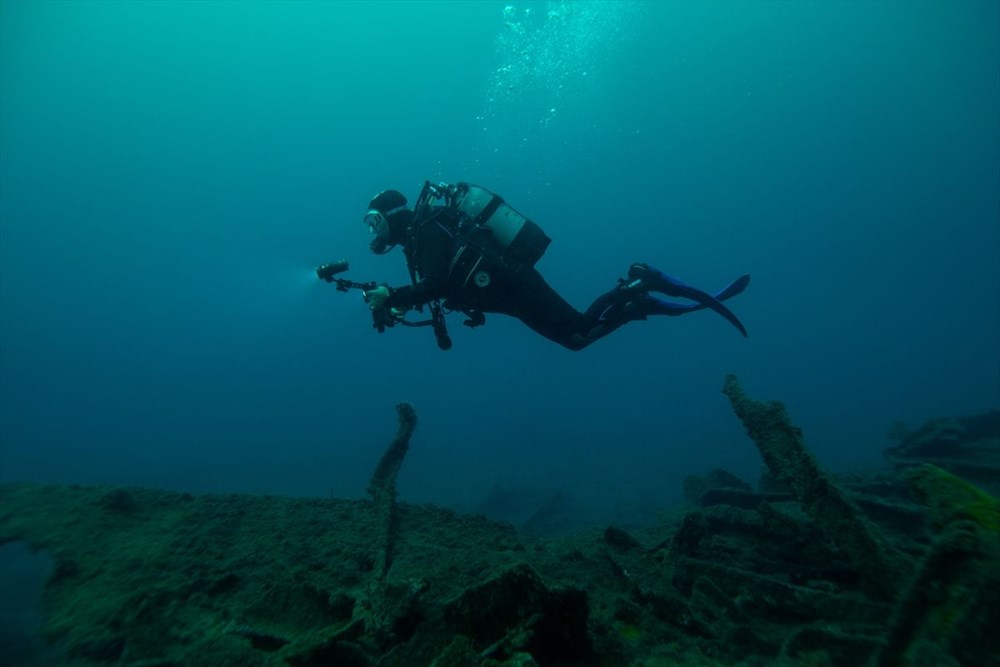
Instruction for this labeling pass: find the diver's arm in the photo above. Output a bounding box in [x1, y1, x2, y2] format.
[383, 284, 422, 310]
[384, 274, 446, 309]
[384, 221, 453, 310]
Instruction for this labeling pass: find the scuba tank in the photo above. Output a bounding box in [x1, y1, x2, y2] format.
[450, 183, 551, 271]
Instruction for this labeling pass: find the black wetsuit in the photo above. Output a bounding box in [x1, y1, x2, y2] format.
[384, 204, 627, 351]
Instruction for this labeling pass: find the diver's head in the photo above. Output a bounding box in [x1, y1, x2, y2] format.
[365, 189, 412, 255]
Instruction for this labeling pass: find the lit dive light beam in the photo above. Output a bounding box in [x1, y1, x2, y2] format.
[245, 257, 352, 302]
[261, 260, 332, 297]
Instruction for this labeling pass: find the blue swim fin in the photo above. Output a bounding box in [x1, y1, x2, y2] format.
[629, 264, 750, 337]
[651, 274, 749, 314]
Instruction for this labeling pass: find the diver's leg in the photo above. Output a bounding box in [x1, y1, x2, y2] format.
[572, 264, 751, 346]
[567, 281, 658, 349]
[485, 264, 750, 350]
[486, 268, 592, 350]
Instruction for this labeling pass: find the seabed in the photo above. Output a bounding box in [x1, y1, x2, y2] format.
[1, 377, 997, 667]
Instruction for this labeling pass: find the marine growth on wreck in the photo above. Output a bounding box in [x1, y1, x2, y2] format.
[1, 383, 998, 667]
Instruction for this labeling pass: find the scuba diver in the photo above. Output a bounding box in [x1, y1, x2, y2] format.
[325, 181, 750, 351]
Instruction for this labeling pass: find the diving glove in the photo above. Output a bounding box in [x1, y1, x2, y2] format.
[364, 285, 391, 310]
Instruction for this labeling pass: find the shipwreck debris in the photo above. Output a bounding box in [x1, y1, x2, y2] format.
[885, 410, 1000, 496]
[722, 374, 906, 600]
[367, 401, 418, 581]
[875, 465, 1000, 667]
[3, 391, 999, 665]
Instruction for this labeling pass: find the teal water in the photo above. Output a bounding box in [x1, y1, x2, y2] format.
[1, 1, 998, 521]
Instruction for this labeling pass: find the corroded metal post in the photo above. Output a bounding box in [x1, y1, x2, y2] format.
[367, 402, 417, 581]
[722, 374, 902, 600]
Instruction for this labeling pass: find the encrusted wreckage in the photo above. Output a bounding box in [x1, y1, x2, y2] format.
[1, 384, 997, 666]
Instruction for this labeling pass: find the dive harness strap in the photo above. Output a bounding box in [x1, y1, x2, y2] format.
[395, 181, 489, 349]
